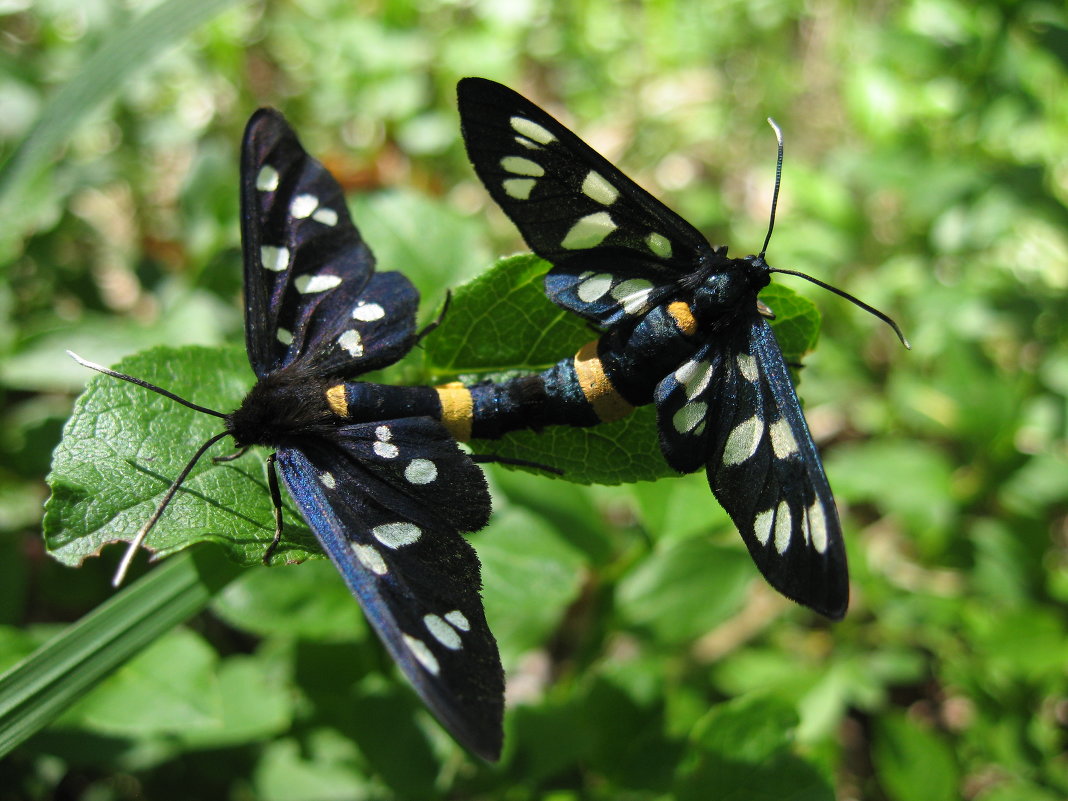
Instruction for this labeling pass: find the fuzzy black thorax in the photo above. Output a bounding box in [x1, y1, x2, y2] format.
[225, 367, 335, 448]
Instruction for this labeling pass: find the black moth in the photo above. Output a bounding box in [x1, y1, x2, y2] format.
[456, 77, 908, 620]
[68, 89, 907, 760]
[72, 109, 506, 761]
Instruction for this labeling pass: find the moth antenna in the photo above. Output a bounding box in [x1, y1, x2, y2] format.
[768, 268, 911, 349]
[67, 351, 229, 418]
[67, 351, 234, 584]
[759, 117, 784, 258]
[749, 124, 909, 350]
[112, 430, 230, 586]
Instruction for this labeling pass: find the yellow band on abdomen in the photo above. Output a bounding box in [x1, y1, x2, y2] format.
[574, 340, 633, 422]
[435, 382, 474, 441]
[326, 384, 348, 417]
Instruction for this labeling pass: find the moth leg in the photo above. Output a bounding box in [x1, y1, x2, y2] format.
[212, 444, 252, 464]
[415, 290, 452, 344]
[262, 452, 285, 564]
[471, 453, 564, 476]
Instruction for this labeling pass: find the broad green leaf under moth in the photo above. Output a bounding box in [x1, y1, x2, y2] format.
[44, 347, 318, 569]
[45, 255, 821, 567]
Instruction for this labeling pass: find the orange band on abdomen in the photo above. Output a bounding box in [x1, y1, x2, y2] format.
[573, 340, 633, 422]
[667, 301, 697, 336]
[435, 383, 474, 441]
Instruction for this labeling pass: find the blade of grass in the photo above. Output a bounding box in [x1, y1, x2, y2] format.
[0, 0, 239, 220]
[0, 548, 241, 757]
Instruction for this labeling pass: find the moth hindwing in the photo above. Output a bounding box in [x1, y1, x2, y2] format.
[458, 78, 847, 619]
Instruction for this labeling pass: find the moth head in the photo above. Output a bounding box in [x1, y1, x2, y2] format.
[226, 368, 334, 448]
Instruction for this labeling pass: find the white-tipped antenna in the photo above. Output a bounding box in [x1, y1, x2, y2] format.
[68, 351, 231, 585]
[111, 431, 229, 586]
[746, 124, 912, 351]
[759, 117, 784, 259]
[67, 351, 229, 419]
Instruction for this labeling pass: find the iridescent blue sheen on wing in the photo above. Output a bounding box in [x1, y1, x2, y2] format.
[275, 424, 501, 760]
[235, 109, 504, 758]
[458, 77, 849, 619]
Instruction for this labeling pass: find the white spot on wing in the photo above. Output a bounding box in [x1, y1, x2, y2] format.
[646, 232, 672, 258]
[352, 543, 388, 575]
[674, 359, 713, 400]
[312, 207, 338, 226]
[373, 441, 399, 459]
[424, 614, 462, 650]
[290, 194, 319, 219]
[808, 501, 828, 553]
[500, 156, 544, 176]
[754, 508, 774, 545]
[295, 274, 343, 293]
[723, 415, 763, 465]
[373, 426, 397, 458]
[672, 401, 707, 434]
[610, 278, 654, 315]
[372, 522, 422, 548]
[774, 500, 792, 554]
[337, 329, 364, 357]
[514, 135, 540, 149]
[276, 327, 293, 345]
[404, 458, 437, 484]
[561, 211, 616, 249]
[260, 245, 290, 272]
[737, 353, 758, 382]
[503, 178, 536, 199]
[403, 634, 440, 675]
[256, 165, 279, 191]
[770, 417, 799, 459]
[581, 171, 619, 205]
[444, 610, 470, 631]
[576, 272, 613, 302]
[509, 116, 556, 144]
[352, 302, 385, 321]
[319, 471, 336, 489]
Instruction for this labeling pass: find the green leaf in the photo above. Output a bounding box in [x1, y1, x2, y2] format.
[57, 626, 222, 734]
[0, 0, 242, 248]
[0, 548, 240, 758]
[211, 561, 369, 642]
[477, 506, 586, 664]
[580, 671, 681, 791]
[689, 694, 799, 762]
[253, 732, 374, 801]
[43, 346, 319, 569]
[352, 190, 492, 301]
[472, 411, 668, 485]
[873, 712, 960, 801]
[760, 283, 822, 367]
[631, 471, 731, 543]
[425, 253, 591, 376]
[616, 536, 752, 645]
[676, 695, 833, 801]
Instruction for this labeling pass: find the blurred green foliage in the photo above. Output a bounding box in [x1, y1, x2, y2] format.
[2, 0, 1067, 798]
